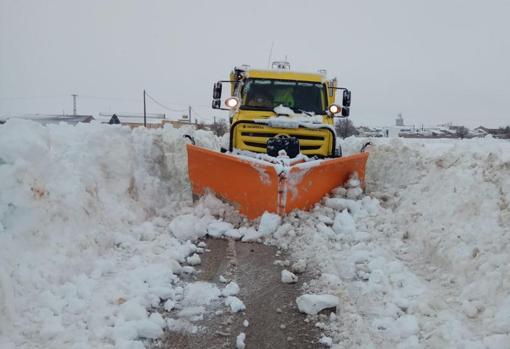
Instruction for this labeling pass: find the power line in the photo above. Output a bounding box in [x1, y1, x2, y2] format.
[80, 95, 141, 102]
[144, 91, 187, 113]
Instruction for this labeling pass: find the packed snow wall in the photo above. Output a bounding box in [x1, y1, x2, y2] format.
[0, 120, 219, 348]
[339, 137, 510, 346]
[365, 137, 510, 275]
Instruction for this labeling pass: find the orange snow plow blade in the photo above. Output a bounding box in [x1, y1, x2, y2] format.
[284, 152, 369, 214]
[186, 144, 369, 219]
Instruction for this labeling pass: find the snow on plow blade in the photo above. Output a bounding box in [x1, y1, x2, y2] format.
[186, 144, 369, 219]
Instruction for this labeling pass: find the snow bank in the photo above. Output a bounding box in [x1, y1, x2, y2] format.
[0, 120, 220, 348]
[269, 137, 510, 348]
[3, 119, 509, 349]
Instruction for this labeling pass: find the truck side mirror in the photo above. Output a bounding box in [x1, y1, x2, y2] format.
[343, 90, 351, 107]
[341, 107, 350, 117]
[213, 82, 222, 99]
[212, 99, 221, 109]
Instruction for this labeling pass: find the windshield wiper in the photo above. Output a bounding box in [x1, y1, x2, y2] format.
[290, 107, 314, 116]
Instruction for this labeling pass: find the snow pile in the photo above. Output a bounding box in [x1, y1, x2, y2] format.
[268, 137, 510, 348]
[0, 120, 220, 348]
[3, 119, 510, 348]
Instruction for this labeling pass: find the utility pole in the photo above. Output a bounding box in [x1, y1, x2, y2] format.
[71, 94, 78, 115]
[188, 106, 192, 123]
[143, 90, 147, 127]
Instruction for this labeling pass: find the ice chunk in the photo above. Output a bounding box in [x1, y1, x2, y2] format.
[281, 270, 298, 284]
[324, 198, 361, 214]
[332, 209, 356, 235]
[243, 319, 249, 327]
[346, 187, 363, 200]
[240, 227, 261, 242]
[236, 332, 246, 349]
[296, 294, 339, 315]
[186, 253, 201, 266]
[316, 222, 336, 239]
[163, 299, 175, 312]
[169, 214, 204, 240]
[207, 221, 234, 238]
[346, 176, 360, 188]
[225, 228, 243, 239]
[259, 212, 281, 235]
[319, 335, 333, 347]
[331, 187, 347, 197]
[291, 259, 307, 274]
[225, 296, 246, 313]
[222, 281, 240, 296]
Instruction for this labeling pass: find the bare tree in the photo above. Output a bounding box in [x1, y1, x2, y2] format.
[335, 119, 358, 139]
[210, 119, 229, 137]
[195, 122, 207, 130]
[456, 126, 469, 139]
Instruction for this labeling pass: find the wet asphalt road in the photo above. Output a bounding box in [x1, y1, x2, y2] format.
[153, 238, 322, 349]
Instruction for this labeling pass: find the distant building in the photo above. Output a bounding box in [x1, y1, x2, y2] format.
[0, 114, 94, 125]
[97, 113, 166, 128]
[97, 112, 210, 130]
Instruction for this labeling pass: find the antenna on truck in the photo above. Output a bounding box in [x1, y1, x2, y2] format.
[267, 42, 274, 69]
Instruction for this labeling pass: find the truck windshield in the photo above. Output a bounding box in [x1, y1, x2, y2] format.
[241, 79, 326, 115]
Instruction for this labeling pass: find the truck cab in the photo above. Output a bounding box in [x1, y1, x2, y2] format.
[212, 62, 351, 158]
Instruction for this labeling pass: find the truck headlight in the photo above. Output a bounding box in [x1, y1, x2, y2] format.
[328, 104, 341, 114]
[225, 97, 239, 108]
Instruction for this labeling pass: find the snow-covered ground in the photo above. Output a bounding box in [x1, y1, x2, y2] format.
[1, 120, 509, 348]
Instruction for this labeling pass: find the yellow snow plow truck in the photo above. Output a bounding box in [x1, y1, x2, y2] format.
[186, 62, 369, 219]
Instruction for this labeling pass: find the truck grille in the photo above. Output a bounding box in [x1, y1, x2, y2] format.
[241, 132, 324, 141]
[240, 130, 326, 151]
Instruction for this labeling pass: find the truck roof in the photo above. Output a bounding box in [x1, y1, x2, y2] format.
[244, 69, 327, 83]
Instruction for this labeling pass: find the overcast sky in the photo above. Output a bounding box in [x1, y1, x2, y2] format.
[1, 0, 509, 127]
